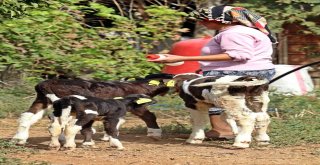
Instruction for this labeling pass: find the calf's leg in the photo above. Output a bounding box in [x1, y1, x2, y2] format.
[233, 113, 256, 148]
[80, 120, 95, 147]
[220, 95, 255, 148]
[186, 108, 209, 144]
[48, 116, 63, 149]
[12, 96, 48, 145]
[63, 114, 96, 150]
[254, 112, 270, 145]
[128, 107, 162, 138]
[104, 117, 125, 150]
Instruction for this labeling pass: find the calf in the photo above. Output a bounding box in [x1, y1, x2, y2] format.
[12, 73, 174, 145]
[173, 73, 271, 148]
[49, 94, 155, 150]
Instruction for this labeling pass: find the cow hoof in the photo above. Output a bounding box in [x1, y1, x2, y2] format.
[233, 142, 250, 148]
[186, 139, 203, 144]
[60, 146, 76, 151]
[81, 141, 96, 148]
[257, 141, 270, 146]
[48, 143, 61, 150]
[100, 136, 110, 142]
[62, 143, 77, 150]
[48, 145, 60, 150]
[117, 147, 125, 151]
[12, 139, 27, 145]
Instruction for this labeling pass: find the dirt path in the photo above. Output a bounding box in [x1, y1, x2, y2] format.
[1, 118, 319, 165]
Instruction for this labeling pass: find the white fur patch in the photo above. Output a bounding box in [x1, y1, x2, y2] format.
[193, 78, 268, 87]
[84, 109, 99, 115]
[173, 73, 203, 78]
[91, 128, 96, 134]
[46, 94, 60, 102]
[31, 110, 44, 125]
[215, 76, 242, 83]
[60, 106, 72, 128]
[71, 95, 87, 100]
[116, 118, 126, 130]
[147, 128, 162, 137]
[101, 133, 110, 141]
[109, 137, 124, 150]
[182, 76, 207, 97]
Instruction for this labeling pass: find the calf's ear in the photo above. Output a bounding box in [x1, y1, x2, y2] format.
[135, 98, 155, 105]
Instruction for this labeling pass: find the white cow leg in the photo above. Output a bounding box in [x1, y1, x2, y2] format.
[186, 109, 209, 144]
[225, 117, 239, 135]
[48, 117, 62, 149]
[147, 128, 162, 140]
[12, 110, 45, 145]
[109, 137, 124, 150]
[63, 120, 82, 150]
[233, 113, 256, 148]
[254, 112, 271, 145]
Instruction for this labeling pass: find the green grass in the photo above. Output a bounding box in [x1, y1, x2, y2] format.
[0, 139, 31, 165]
[268, 90, 320, 146]
[0, 82, 36, 118]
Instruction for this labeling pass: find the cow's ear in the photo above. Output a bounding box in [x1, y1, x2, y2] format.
[165, 80, 175, 87]
[136, 98, 154, 105]
[148, 80, 160, 86]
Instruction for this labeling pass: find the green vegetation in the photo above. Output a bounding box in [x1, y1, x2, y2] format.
[268, 91, 320, 146]
[0, 0, 186, 80]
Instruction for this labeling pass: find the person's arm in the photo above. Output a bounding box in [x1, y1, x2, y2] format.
[147, 53, 233, 63]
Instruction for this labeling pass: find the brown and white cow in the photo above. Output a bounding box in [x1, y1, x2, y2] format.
[173, 73, 271, 148]
[12, 74, 174, 145]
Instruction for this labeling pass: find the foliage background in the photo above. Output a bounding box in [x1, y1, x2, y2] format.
[0, 0, 187, 80]
[1, 0, 319, 81]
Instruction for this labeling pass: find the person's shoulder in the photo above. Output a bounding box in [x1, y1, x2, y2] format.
[223, 25, 256, 33]
[220, 25, 265, 37]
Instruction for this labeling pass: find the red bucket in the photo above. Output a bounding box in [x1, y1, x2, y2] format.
[162, 36, 211, 74]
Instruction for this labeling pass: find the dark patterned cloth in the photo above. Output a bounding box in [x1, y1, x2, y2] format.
[189, 6, 277, 44]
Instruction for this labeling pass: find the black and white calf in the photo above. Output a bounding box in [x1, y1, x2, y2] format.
[49, 94, 155, 150]
[12, 74, 174, 145]
[173, 73, 271, 148]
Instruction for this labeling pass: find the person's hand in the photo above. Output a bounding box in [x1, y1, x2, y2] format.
[147, 54, 184, 63]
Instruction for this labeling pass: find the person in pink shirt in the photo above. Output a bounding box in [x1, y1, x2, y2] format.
[149, 5, 277, 139]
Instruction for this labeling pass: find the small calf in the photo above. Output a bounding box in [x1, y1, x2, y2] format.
[173, 73, 271, 148]
[12, 73, 174, 145]
[49, 94, 155, 150]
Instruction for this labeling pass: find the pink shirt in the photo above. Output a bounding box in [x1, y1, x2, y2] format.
[200, 25, 274, 71]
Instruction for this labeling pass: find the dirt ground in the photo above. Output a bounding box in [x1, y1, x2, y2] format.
[1, 118, 320, 165]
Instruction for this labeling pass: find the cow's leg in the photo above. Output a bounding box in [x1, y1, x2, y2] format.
[186, 108, 209, 144]
[128, 107, 161, 139]
[80, 120, 95, 147]
[104, 117, 125, 150]
[63, 119, 81, 150]
[233, 112, 256, 148]
[225, 117, 239, 135]
[48, 116, 63, 149]
[220, 95, 255, 148]
[253, 90, 271, 145]
[63, 114, 96, 150]
[12, 95, 48, 145]
[254, 112, 270, 145]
